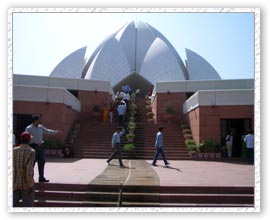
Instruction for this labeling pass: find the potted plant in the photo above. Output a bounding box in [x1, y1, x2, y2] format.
[129, 116, 135, 122]
[164, 106, 175, 122]
[147, 118, 155, 124]
[44, 138, 65, 157]
[185, 139, 199, 159]
[184, 133, 193, 140]
[180, 123, 188, 129]
[198, 140, 221, 159]
[91, 104, 101, 120]
[146, 111, 154, 118]
[128, 122, 136, 129]
[126, 133, 135, 142]
[145, 105, 152, 112]
[123, 143, 136, 159]
[182, 129, 191, 134]
[128, 122, 136, 134]
[145, 100, 151, 105]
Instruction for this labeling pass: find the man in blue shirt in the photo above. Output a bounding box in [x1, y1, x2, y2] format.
[152, 127, 170, 166]
[107, 127, 126, 168]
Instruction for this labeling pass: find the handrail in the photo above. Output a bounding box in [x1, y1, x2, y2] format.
[117, 183, 123, 207]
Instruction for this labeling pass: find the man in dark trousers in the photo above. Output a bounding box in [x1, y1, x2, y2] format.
[152, 126, 170, 166]
[244, 129, 254, 164]
[107, 127, 126, 168]
[13, 132, 35, 207]
[25, 115, 63, 182]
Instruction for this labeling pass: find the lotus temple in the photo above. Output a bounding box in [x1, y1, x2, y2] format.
[13, 21, 254, 156]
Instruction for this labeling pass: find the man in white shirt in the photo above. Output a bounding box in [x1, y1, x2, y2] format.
[225, 132, 233, 158]
[25, 115, 63, 182]
[244, 130, 254, 164]
[117, 102, 126, 127]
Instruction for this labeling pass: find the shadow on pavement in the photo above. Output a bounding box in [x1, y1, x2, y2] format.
[161, 165, 182, 172]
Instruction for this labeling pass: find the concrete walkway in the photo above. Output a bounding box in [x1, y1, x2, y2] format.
[90, 160, 159, 186]
[34, 158, 254, 187]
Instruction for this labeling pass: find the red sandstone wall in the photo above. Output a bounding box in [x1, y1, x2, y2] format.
[152, 92, 187, 124]
[13, 101, 79, 142]
[77, 90, 112, 120]
[185, 108, 200, 144]
[186, 105, 254, 144]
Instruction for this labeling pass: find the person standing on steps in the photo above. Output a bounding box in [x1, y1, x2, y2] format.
[117, 101, 126, 128]
[225, 131, 233, 158]
[109, 102, 115, 124]
[101, 103, 109, 124]
[107, 127, 126, 168]
[25, 115, 63, 183]
[152, 126, 170, 166]
[13, 132, 35, 207]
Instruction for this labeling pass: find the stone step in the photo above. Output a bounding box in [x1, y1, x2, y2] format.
[32, 183, 254, 207]
[159, 193, 254, 204]
[160, 203, 254, 207]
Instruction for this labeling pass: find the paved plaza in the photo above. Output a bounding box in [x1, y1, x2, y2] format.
[34, 158, 254, 187]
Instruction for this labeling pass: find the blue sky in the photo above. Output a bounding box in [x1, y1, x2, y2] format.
[13, 12, 255, 79]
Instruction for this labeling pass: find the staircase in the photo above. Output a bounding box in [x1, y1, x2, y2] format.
[134, 97, 190, 160]
[72, 122, 121, 158]
[31, 183, 254, 207]
[72, 97, 189, 160]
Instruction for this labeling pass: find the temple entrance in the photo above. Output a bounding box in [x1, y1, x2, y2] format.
[13, 114, 35, 145]
[113, 72, 153, 97]
[220, 119, 252, 157]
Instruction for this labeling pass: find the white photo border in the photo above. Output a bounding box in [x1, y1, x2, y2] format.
[7, 7, 260, 213]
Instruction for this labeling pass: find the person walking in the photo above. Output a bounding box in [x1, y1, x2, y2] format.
[117, 102, 126, 127]
[13, 132, 35, 207]
[225, 131, 233, 158]
[244, 129, 254, 164]
[25, 115, 63, 183]
[107, 127, 126, 168]
[152, 127, 170, 166]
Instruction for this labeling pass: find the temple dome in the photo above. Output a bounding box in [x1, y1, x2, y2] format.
[50, 21, 221, 86]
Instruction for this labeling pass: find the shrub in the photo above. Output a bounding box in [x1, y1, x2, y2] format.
[44, 138, 65, 150]
[186, 144, 199, 152]
[128, 122, 136, 129]
[123, 143, 136, 152]
[182, 129, 191, 134]
[145, 105, 152, 111]
[130, 103, 137, 109]
[180, 123, 188, 129]
[185, 139, 196, 146]
[165, 106, 175, 115]
[126, 133, 135, 139]
[92, 104, 101, 112]
[146, 112, 154, 118]
[184, 134, 193, 139]
[129, 116, 135, 122]
[199, 140, 221, 152]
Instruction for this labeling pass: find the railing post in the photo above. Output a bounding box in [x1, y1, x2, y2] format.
[117, 183, 123, 207]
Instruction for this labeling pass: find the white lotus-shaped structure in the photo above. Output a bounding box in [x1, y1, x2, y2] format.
[50, 21, 221, 90]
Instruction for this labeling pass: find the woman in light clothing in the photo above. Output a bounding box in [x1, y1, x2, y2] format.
[225, 132, 233, 158]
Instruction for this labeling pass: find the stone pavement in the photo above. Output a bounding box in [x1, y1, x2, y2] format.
[34, 158, 254, 187]
[90, 160, 159, 186]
